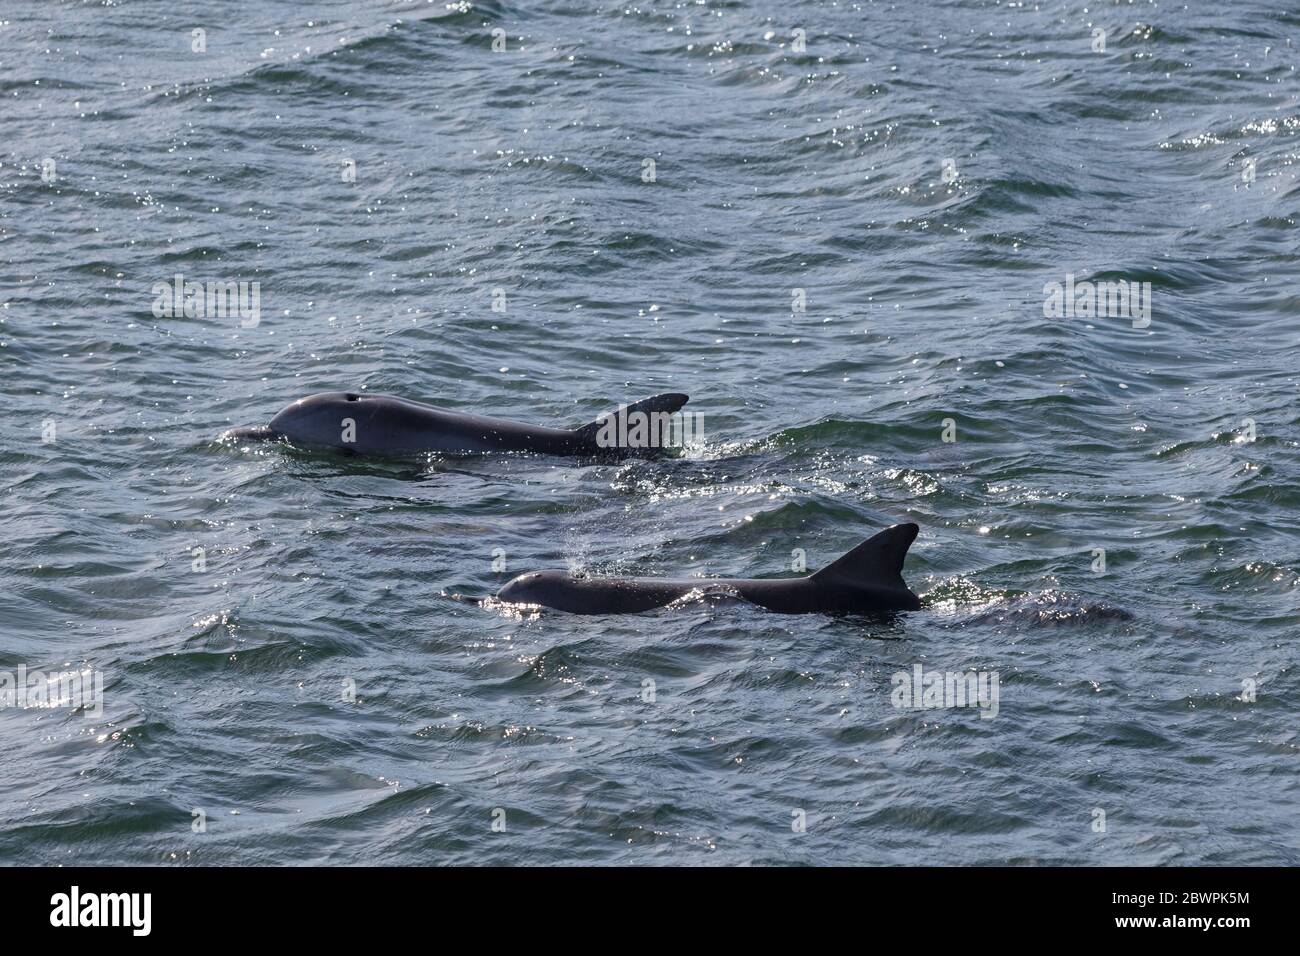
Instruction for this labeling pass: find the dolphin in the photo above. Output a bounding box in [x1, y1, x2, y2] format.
[222, 390, 690, 458]
[494, 523, 922, 615]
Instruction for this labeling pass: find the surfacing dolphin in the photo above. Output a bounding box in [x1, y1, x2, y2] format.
[494, 523, 922, 615]
[223, 391, 689, 458]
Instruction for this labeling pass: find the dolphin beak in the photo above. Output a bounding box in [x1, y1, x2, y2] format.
[221, 426, 278, 442]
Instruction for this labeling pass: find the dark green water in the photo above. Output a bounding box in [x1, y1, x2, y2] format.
[1, 0, 1297, 864]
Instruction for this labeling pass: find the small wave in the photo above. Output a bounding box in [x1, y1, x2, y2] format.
[930, 586, 1134, 627]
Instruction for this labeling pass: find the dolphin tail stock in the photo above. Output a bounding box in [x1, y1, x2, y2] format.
[811, 523, 920, 598]
[570, 392, 690, 456]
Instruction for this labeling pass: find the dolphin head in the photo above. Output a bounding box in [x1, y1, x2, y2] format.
[266, 391, 366, 448]
[497, 570, 569, 605]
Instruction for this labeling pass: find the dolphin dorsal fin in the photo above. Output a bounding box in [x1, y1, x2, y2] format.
[811, 523, 919, 588]
[573, 393, 690, 445]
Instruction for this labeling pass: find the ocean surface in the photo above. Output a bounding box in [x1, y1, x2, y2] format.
[2, 0, 1297, 866]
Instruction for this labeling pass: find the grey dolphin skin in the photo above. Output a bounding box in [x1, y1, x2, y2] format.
[224, 390, 689, 458]
[495, 523, 922, 615]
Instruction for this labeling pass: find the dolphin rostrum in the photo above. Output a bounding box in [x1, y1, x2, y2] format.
[223, 390, 690, 458]
[494, 523, 922, 615]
